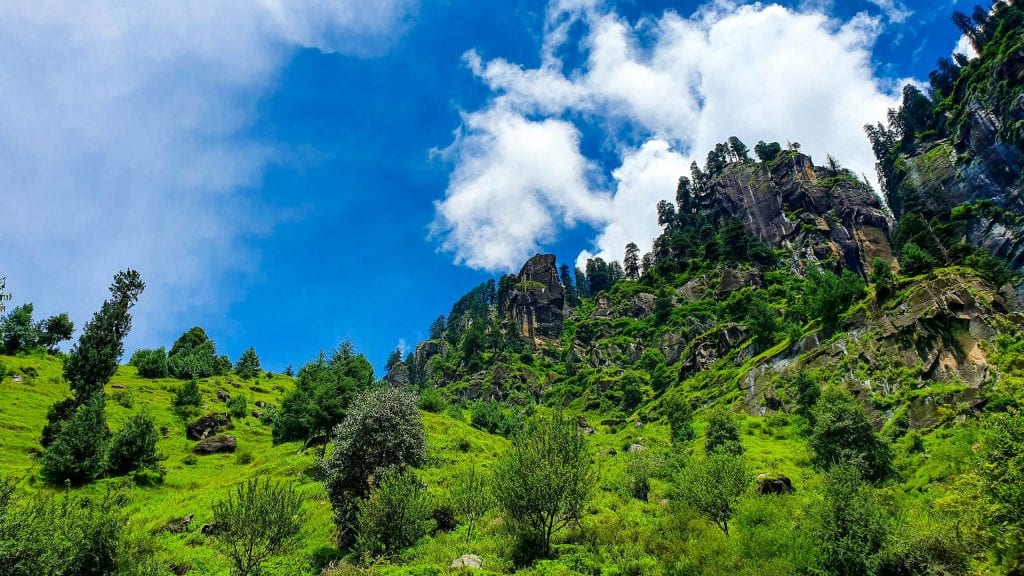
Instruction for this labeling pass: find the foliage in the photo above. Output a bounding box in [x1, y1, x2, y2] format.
[107, 411, 161, 476]
[234, 347, 261, 380]
[744, 296, 779, 348]
[791, 370, 821, 425]
[673, 452, 749, 536]
[355, 468, 435, 561]
[898, 242, 937, 277]
[41, 397, 110, 485]
[451, 463, 492, 544]
[0, 304, 38, 354]
[662, 391, 695, 446]
[802, 268, 865, 331]
[977, 411, 1024, 571]
[417, 386, 446, 413]
[273, 344, 374, 446]
[167, 329, 221, 380]
[816, 465, 888, 576]
[172, 379, 202, 409]
[492, 412, 594, 561]
[810, 387, 891, 483]
[704, 408, 743, 456]
[227, 394, 248, 419]
[869, 258, 895, 300]
[322, 386, 425, 546]
[129, 348, 169, 379]
[211, 477, 306, 576]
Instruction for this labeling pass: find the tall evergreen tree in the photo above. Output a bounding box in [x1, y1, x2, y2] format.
[559, 264, 578, 306]
[624, 243, 640, 280]
[234, 347, 262, 380]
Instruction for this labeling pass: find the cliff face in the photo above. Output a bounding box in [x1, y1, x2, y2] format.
[501, 253, 565, 347]
[701, 153, 894, 276]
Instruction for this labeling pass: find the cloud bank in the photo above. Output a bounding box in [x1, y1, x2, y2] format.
[433, 1, 905, 271]
[0, 1, 415, 346]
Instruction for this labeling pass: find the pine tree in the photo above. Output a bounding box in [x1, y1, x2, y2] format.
[624, 243, 640, 280]
[559, 263, 578, 306]
[234, 347, 261, 380]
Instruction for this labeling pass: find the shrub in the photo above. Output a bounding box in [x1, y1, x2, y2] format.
[211, 478, 306, 576]
[745, 296, 779, 348]
[355, 468, 434, 560]
[816, 465, 888, 576]
[674, 452, 749, 536]
[418, 386, 446, 413]
[107, 412, 161, 476]
[451, 463, 492, 543]
[129, 348, 168, 379]
[704, 408, 743, 456]
[41, 398, 110, 485]
[810, 387, 892, 483]
[898, 242, 937, 277]
[227, 394, 247, 419]
[791, 370, 820, 425]
[492, 412, 594, 561]
[322, 386, 425, 546]
[172, 379, 202, 409]
[663, 391, 695, 446]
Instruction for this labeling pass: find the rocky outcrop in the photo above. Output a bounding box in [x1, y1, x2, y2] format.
[701, 154, 895, 276]
[186, 413, 232, 440]
[194, 434, 236, 455]
[501, 254, 565, 346]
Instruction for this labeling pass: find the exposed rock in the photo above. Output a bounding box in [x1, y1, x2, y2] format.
[194, 435, 236, 455]
[254, 400, 269, 409]
[251, 410, 262, 419]
[600, 418, 627, 427]
[679, 324, 750, 379]
[216, 389, 230, 403]
[384, 363, 410, 388]
[451, 554, 482, 570]
[756, 473, 794, 495]
[186, 413, 232, 441]
[502, 254, 565, 347]
[677, 278, 708, 302]
[160, 514, 194, 534]
[159, 425, 170, 439]
[626, 293, 656, 319]
[627, 443, 646, 453]
[717, 267, 763, 297]
[602, 448, 618, 457]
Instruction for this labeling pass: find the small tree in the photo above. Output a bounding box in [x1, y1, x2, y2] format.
[817, 465, 888, 576]
[107, 412, 161, 476]
[792, 370, 821, 425]
[37, 313, 74, 352]
[129, 348, 169, 379]
[745, 296, 779, 348]
[451, 463, 492, 544]
[705, 408, 743, 456]
[322, 386, 425, 546]
[355, 468, 434, 560]
[0, 303, 39, 354]
[810, 387, 891, 483]
[234, 347, 261, 380]
[492, 412, 594, 560]
[172, 379, 202, 409]
[211, 478, 306, 576]
[41, 397, 110, 485]
[227, 395, 248, 419]
[869, 258, 895, 300]
[674, 452, 749, 536]
[624, 242, 641, 280]
[663, 391, 695, 446]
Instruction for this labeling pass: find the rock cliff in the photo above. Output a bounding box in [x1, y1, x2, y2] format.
[501, 253, 565, 346]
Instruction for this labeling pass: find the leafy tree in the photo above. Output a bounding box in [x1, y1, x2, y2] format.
[754, 140, 783, 163]
[107, 412, 160, 476]
[817, 465, 888, 576]
[172, 379, 202, 409]
[791, 370, 821, 425]
[234, 347, 261, 380]
[653, 287, 673, 324]
[322, 386, 425, 546]
[977, 411, 1024, 570]
[0, 303, 38, 354]
[167, 327, 221, 380]
[273, 345, 374, 448]
[676, 176, 693, 213]
[745, 296, 779, 348]
[211, 478, 305, 576]
[227, 395, 247, 419]
[728, 136, 749, 161]
[663, 391, 695, 446]
[705, 407, 743, 456]
[492, 412, 594, 560]
[624, 242, 641, 280]
[674, 452, 749, 536]
[41, 397, 110, 485]
[574, 268, 589, 298]
[869, 258, 895, 300]
[803, 268, 865, 331]
[36, 313, 74, 352]
[451, 463, 492, 544]
[898, 242, 937, 276]
[559, 264, 579, 306]
[810, 387, 891, 483]
[129, 348, 169, 379]
[429, 315, 446, 340]
[355, 468, 434, 560]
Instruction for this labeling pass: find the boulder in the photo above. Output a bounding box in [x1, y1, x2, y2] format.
[755, 473, 794, 495]
[627, 443, 646, 453]
[216, 389, 231, 402]
[186, 413, 232, 440]
[194, 435, 236, 455]
[451, 554, 482, 570]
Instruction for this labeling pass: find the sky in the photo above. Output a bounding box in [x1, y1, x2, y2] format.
[0, 0, 978, 375]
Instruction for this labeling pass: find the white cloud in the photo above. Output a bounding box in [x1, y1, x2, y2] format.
[866, 0, 913, 23]
[433, 1, 904, 270]
[431, 106, 613, 271]
[0, 1, 415, 349]
[954, 34, 978, 59]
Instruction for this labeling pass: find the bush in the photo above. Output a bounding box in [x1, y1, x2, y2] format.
[129, 348, 169, 379]
[451, 463, 492, 543]
[810, 387, 892, 483]
[167, 327, 222, 379]
[492, 412, 594, 562]
[898, 242, 937, 277]
[227, 394, 247, 419]
[322, 386, 425, 547]
[107, 412, 161, 476]
[663, 391, 695, 446]
[802, 268, 865, 330]
[355, 468, 435, 560]
[745, 296, 779, 348]
[41, 398, 110, 485]
[417, 386, 445, 413]
[172, 379, 202, 409]
[704, 408, 743, 456]
[816, 465, 888, 576]
[211, 478, 306, 576]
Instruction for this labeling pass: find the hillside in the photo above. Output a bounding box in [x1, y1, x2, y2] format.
[2, 2, 1024, 576]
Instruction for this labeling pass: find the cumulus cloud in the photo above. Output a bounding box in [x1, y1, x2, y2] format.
[433, 1, 904, 270]
[866, 0, 913, 23]
[0, 1, 416, 348]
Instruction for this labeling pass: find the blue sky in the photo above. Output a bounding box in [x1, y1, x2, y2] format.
[0, 0, 976, 375]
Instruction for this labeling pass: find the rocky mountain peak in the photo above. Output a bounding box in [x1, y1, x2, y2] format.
[502, 253, 565, 347]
